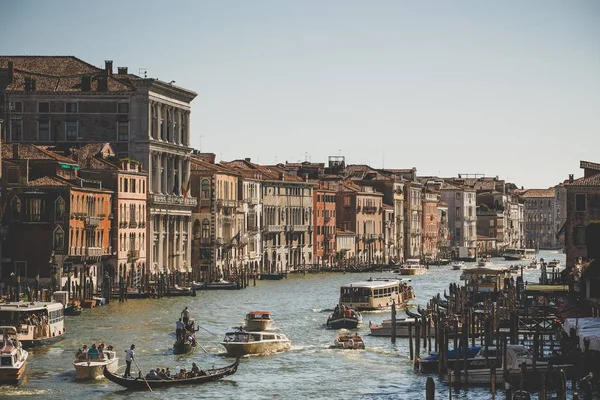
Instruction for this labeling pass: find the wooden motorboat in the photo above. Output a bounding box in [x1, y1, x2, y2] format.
[333, 332, 365, 349]
[0, 326, 28, 385]
[369, 317, 432, 337]
[244, 311, 274, 332]
[192, 279, 239, 290]
[220, 328, 290, 357]
[103, 359, 239, 390]
[73, 349, 118, 379]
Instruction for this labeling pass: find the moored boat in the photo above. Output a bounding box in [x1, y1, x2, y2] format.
[326, 306, 362, 329]
[451, 261, 465, 270]
[0, 326, 28, 385]
[417, 345, 485, 373]
[369, 317, 434, 337]
[333, 332, 365, 349]
[476, 256, 492, 267]
[73, 348, 118, 379]
[220, 328, 290, 357]
[103, 358, 240, 390]
[0, 301, 66, 347]
[244, 311, 274, 331]
[192, 279, 238, 290]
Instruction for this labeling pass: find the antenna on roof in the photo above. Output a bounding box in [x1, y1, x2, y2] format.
[139, 68, 147, 78]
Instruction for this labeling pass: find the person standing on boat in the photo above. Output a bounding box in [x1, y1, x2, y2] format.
[176, 318, 185, 341]
[124, 344, 135, 378]
[181, 307, 190, 325]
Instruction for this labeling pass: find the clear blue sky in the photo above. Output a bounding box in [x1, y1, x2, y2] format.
[2, 1, 599, 189]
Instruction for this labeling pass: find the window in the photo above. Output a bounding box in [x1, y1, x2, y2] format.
[575, 194, 586, 212]
[26, 198, 44, 222]
[54, 197, 65, 222]
[10, 196, 21, 221]
[201, 219, 210, 238]
[455, 206, 461, 218]
[38, 102, 50, 113]
[38, 120, 50, 141]
[53, 226, 65, 252]
[11, 102, 22, 112]
[66, 102, 78, 113]
[66, 121, 78, 141]
[574, 227, 586, 246]
[131, 178, 136, 193]
[118, 103, 129, 114]
[201, 179, 210, 199]
[10, 119, 22, 141]
[118, 121, 129, 141]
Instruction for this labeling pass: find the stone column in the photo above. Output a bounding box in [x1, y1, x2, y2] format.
[177, 157, 183, 197]
[161, 153, 167, 194]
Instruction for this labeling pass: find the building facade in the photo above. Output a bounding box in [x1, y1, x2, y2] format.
[314, 186, 336, 267]
[522, 188, 560, 250]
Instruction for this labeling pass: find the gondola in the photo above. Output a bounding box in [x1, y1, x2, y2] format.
[103, 358, 239, 390]
[405, 309, 421, 319]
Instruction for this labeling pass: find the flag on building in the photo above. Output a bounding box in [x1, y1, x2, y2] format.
[182, 178, 191, 198]
[232, 231, 241, 246]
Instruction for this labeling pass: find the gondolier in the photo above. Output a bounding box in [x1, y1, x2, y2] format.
[176, 319, 185, 341]
[124, 344, 135, 378]
[181, 307, 190, 325]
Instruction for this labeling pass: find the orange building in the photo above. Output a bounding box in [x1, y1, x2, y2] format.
[422, 191, 439, 262]
[314, 186, 336, 267]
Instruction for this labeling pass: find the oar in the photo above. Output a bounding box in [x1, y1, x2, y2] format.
[132, 358, 153, 392]
[197, 325, 218, 336]
[197, 342, 209, 353]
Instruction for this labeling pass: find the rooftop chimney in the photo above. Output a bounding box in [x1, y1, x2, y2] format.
[13, 144, 19, 160]
[7, 61, 13, 84]
[105, 60, 113, 76]
[81, 75, 91, 92]
[569, 174, 574, 183]
[245, 157, 251, 162]
[117, 67, 128, 75]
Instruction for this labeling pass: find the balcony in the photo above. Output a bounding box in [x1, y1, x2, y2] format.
[86, 247, 102, 257]
[217, 199, 238, 208]
[265, 225, 285, 232]
[150, 193, 197, 207]
[129, 221, 138, 228]
[199, 198, 211, 207]
[290, 225, 309, 232]
[248, 225, 260, 232]
[85, 216, 101, 227]
[128, 249, 140, 260]
[363, 206, 377, 214]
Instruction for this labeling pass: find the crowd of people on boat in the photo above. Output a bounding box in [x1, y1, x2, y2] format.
[16, 312, 50, 337]
[75, 342, 114, 361]
[175, 307, 198, 346]
[144, 362, 206, 380]
[332, 304, 360, 319]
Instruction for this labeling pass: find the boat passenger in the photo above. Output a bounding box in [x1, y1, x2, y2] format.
[75, 348, 85, 360]
[158, 368, 168, 379]
[165, 368, 172, 378]
[88, 343, 99, 359]
[145, 368, 160, 380]
[191, 362, 200, 376]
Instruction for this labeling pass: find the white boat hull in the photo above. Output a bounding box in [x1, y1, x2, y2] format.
[73, 357, 119, 379]
[449, 368, 505, 385]
[221, 341, 290, 357]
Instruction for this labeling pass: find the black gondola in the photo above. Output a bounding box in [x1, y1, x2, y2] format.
[405, 309, 421, 319]
[173, 338, 194, 354]
[65, 305, 83, 316]
[103, 359, 239, 390]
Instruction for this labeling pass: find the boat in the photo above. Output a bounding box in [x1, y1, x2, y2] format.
[0, 326, 28, 385]
[192, 279, 238, 290]
[244, 311, 274, 332]
[451, 261, 465, 270]
[437, 259, 451, 266]
[527, 259, 540, 269]
[103, 358, 240, 390]
[369, 317, 435, 337]
[65, 303, 83, 316]
[220, 328, 291, 357]
[166, 285, 195, 297]
[326, 307, 362, 329]
[476, 256, 492, 267]
[502, 248, 537, 261]
[397, 259, 427, 275]
[333, 332, 365, 349]
[73, 348, 118, 379]
[0, 301, 66, 347]
[173, 336, 196, 354]
[417, 345, 484, 373]
[546, 259, 562, 269]
[459, 266, 512, 293]
[259, 272, 286, 280]
[338, 278, 415, 311]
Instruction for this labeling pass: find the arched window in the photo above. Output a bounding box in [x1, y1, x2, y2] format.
[201, 219, 210, 238]
[10, 196, 21, 221]
[53, 226, 65, 252]
[193, 219, 201, 239]
[201, 179, 210, 199]
[55, 197, 65, 222]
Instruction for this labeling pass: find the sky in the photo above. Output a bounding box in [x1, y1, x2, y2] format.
[2, 1, 599, 189]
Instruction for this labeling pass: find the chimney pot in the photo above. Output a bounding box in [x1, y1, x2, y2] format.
[245, 157, 251, 162]
[105, 60, 113, 76]
[81, 75, 91, 92]
[117, 67, 128, 75]
[569, 174, 574, 183]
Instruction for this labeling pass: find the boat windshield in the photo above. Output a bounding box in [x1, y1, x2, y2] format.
[223, 332, 251, 343]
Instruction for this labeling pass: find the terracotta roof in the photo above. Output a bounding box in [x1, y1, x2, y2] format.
[0, 56, 136, 92]
[27, 176, 72, 187]
[521, 188, 556, 198]
[566, 175, 600, 186]
[1, 143, 77, 163]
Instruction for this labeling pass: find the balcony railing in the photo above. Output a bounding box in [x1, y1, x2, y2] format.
[150, 193, 197, 207]
[86, 247, 102, 257]
[363, 206, 377, 214]
[290, 225, 309, 232]
[265, 225, 285, 232]
[199, 198, 211, 207]
[128, 249, 140, 259]
[248, 225, 260, 232]
[85, 216, 101, 227]
[217, 199, 238, 208]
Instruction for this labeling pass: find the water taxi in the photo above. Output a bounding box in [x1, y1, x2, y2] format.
[220, 328, 291, 357]
[460, 266, 512, 293]
[0, 326, 28, 384]
[0, 301, 66, 347]
[244, 311, 274, 331]
[338, 278, 415, 311]
[502, 248, 536, 261]
[333, 332, 365, 349]
[451, 261, 465, 270]
[397, 259, 427, 275]
[326, 306, 362, 329]
[369, 317, 421, 337]
[476, 256, 492, 267]
[73, 348, 118, 379]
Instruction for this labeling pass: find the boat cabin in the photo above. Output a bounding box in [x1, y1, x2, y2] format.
[339, 278, 414, 311]
[460, 266, 512, 293]
[0, 302, 65, 345]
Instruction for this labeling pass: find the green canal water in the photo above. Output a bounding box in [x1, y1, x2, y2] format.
[0, 251, 566, 399]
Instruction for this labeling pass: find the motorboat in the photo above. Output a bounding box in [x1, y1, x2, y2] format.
[527, 259, 540, 269]
[0, 326, 28, 385]
[476, 256, 492, 267]
[73, 348, 118, 379]
[333, 332, 365, 349]
[451, 261, 465, 270]
[397, 259, 427, 275]
[326, 307, 362, 329]
[103, 359, 239, 390]
[192, 279, 239, 290]
[369, 317, 434, 337]
[417, 345, 484, 373]
[220, 328, 291, 357]
[244, 311, 274, 332]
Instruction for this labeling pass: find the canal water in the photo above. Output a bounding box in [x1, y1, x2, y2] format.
[1, 251, 566, 400]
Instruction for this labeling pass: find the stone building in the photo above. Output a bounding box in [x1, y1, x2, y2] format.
[440, 182, 477, 260]
[336, 229, 356, 265]
[422, 191, 439, 262]
[522, 188, 560, 250]
[314, 186, 337, 267]
[563, 161, 600, 267]
[0, 56, 197, 275]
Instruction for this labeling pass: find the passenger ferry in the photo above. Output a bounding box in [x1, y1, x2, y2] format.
[0, 301, 66, 347]
[220, 328, 291, 357]
[338, 278, 415, 311]
[397, 259, 427, 275]
[502, 248, 536, 261]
